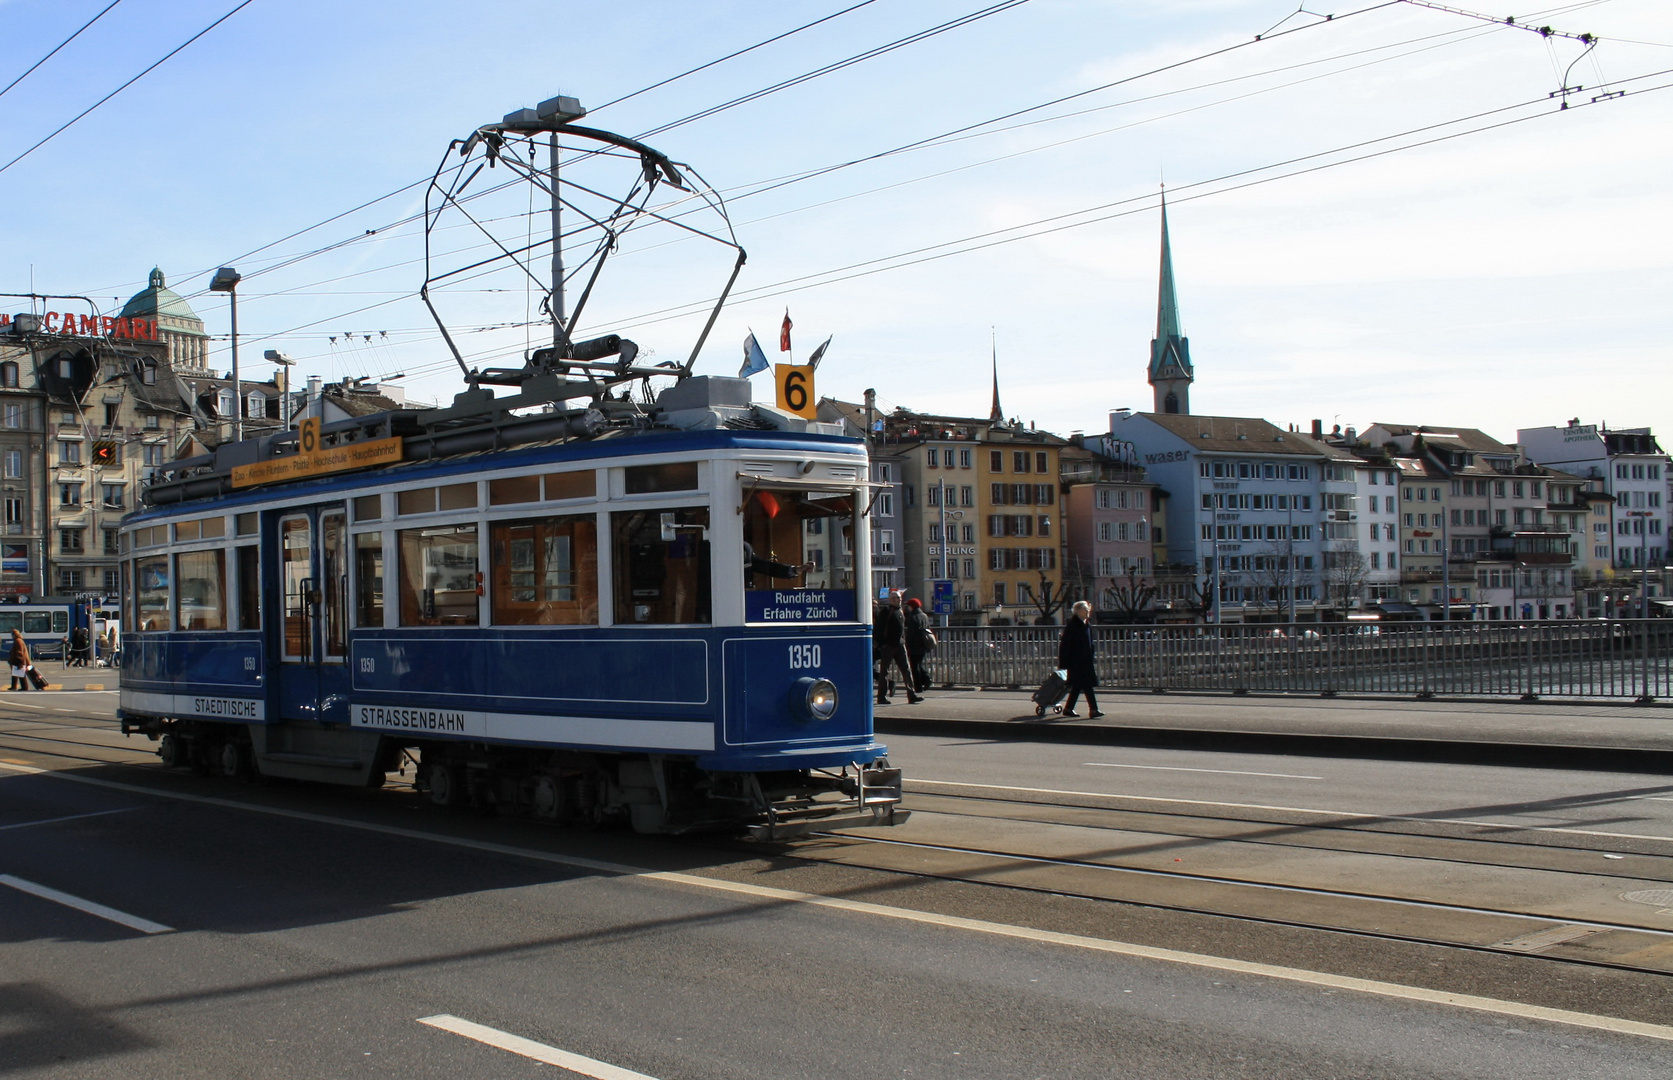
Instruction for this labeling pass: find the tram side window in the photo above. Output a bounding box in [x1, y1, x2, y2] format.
[741, 487, 859, 621]
[612, 507, 710, 624]
[176, 550, 227, 631]
[237, 546, 261, 631]
[491, 515, 597, 625]
[398, 524, 479, 626]
[355, 533, 383, 626]
[136, 556, 169, 631]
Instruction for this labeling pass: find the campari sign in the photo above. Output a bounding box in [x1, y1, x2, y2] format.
[1, 311, 160, 341]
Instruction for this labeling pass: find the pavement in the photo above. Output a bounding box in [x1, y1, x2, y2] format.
[875, 687, 1673, 772]
[2, 662, 118, 693]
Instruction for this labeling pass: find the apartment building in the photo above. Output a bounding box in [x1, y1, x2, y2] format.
[1062, 434, 1159, 621]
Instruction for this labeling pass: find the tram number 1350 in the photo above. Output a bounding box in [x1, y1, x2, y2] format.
[788, 644, 823, 670]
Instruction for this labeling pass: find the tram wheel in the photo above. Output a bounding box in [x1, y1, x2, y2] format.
[188, 741, 214, 776]
[428, 763, 462, 807]
[158, 734, 184, 769]
[217, 741, 247, 779]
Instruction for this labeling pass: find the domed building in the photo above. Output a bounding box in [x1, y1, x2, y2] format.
[120, 268, 211, 375]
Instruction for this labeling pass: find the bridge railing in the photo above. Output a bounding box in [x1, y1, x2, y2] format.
[918, 620, 1673, 700]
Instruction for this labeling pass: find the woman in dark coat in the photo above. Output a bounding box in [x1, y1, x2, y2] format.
[9, 629, 32, 691]
[1056, 600, 1102, 717]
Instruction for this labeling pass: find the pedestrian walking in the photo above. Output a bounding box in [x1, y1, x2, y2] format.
[873, 592, 921, 704]
[9, 629, 32, 691]
[903, 597, 935, 693]
[69, 624, 90, 667]
[1056, 600, 1102, 718]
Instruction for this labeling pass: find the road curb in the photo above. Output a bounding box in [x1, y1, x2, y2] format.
[875, 716, 1673, 774]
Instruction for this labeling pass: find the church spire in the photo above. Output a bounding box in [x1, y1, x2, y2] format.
[989, 332, 1004, 423]
[1148, 190, 1193, 414]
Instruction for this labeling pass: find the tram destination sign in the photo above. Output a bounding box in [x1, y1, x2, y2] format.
[231, 418, 404, 488]
[746, 589, 857, 623]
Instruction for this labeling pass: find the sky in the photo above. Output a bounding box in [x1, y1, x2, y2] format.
[0, 0, 1669, 448]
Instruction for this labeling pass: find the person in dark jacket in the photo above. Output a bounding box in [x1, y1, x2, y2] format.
[69, 625, 90, 667]
[902, 597, 934, 693]
[873, 592, 921, 704]
[1056, 601, 1102, 717]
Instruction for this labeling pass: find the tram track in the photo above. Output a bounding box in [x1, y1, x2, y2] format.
[9, 708, 1673, 981]
[740, 782, 1673, 980]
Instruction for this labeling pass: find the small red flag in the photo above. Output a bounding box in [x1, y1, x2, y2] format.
[780, 310, 792, 352]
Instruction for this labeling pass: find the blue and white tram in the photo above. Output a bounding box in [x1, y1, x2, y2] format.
[116, 376, 906, 837]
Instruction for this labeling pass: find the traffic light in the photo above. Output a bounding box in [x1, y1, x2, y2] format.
[90, 441, 118, 466]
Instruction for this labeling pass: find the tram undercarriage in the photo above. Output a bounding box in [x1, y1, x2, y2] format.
[123, 715, 907, 839]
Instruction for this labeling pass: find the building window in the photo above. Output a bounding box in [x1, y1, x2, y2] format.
[3, 450, 20, 478]
[993, 582, 1006, 606]
[1013, 451, 1029, 473]
[989, 450, 1003, 472]
[144, 444, 165, 467]
[59, 528, 83, 553]
[2, 404, 19, 429]
[0, 362, 16, 387]
[141, 362, 157, 385]
[1036, 452, 1048, 473]
[961, 485, 974, 507]
[246, 390, 265, 418]
[58, 569, 82, 591]
[103, 528, 119, 554]
[101, 484, 124, 509]
[59, 440, 80, 464]
[4, 498, 20, 525]
[874, 463, 891, 483]
[104, 403, 120, 428]
[876, 492, 894, 517]
[145, 413, 160, 430]
[959, 449, 972, 468]
[926, 447, 939, 468]
[59, 483, 81, 506]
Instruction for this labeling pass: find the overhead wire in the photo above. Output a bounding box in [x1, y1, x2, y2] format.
[0, 0, 126, 103]
[0, 0, 258, 177]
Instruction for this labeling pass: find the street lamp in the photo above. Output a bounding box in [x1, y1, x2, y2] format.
[264, 349, 296, 428]
[209, 267, 242, 442]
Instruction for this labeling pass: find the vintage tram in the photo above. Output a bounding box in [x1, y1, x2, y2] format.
[114, 100, 905, 838]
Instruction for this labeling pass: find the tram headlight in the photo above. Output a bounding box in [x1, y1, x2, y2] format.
[792, 677, 839, 722]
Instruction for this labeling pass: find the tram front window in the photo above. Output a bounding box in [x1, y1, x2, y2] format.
[742, 487, 858, 622]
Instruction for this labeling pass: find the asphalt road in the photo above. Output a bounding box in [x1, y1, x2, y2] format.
[2, 693, 1671, 1078]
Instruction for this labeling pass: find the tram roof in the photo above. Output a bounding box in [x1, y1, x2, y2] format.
[122, 425, 864, 526]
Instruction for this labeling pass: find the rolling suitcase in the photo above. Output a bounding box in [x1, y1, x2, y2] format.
[26, 666, 47, 690]
[1032, 669, 1068, 717]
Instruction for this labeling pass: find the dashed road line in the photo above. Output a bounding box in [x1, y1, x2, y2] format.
[0, 873, 173, 934]
[0, 807, 136, 831]
[419, 1015, 661, 1078]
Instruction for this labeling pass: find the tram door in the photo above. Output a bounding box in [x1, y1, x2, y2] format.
[277, 507, 351, 724]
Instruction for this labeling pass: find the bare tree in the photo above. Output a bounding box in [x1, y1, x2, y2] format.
[1103, 567, 1157, 624]
[1027, 571, 1076, 625]
[1321, 545, 1368, 614]
[1247, 541, 1298, 621]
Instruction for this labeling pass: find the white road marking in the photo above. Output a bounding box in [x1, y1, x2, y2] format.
[5, 760, 1672, 1044]
[1083, 762, 1323, 780]
[419, 1015, 661, 1079]
[0, 699, 47, 709]
[911, 779, 1673, 843]
[0, 807, 135, 831]
[0, 873, 172, 934]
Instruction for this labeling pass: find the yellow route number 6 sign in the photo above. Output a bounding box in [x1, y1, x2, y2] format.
[775, 364, 816, 419]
